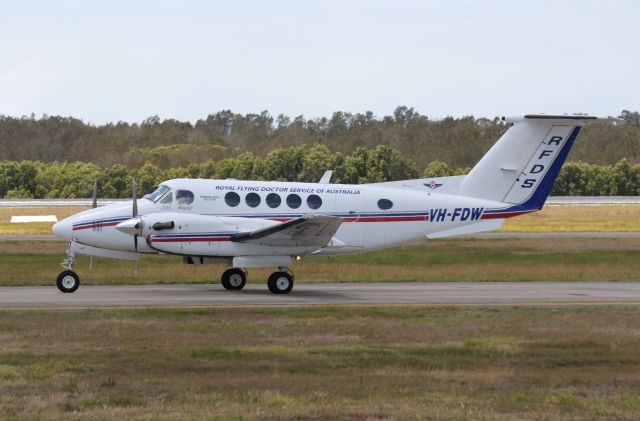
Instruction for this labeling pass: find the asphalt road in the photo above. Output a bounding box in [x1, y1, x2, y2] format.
[1, 282, 639, 309]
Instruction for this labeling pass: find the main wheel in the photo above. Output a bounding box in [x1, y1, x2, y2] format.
[267, 271, 294, 294]
[56, 270, 80, 293]
[221, 268, 246, 291]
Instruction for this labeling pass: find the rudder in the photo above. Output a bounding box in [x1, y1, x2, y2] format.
[458, 115, 595, 210]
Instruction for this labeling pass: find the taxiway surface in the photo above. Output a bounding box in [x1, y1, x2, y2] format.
[1, 282, 639, 309]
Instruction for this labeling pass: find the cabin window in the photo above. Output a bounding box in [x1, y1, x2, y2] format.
[176, 190, 194, 205]
[377, 199, 393, 210]
[144, 185, 170, 203]
[286, 194, 302, 209]
[160, 192, 173, 204]
[245, 192, 261, 207]
[307, 194, 322, 209]
[225, 191, 241, 207]
[266, 193, 281, 208]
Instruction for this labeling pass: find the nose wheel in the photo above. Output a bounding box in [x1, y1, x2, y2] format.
[57, 241, 80, 293]
[57, 270, 80, 293]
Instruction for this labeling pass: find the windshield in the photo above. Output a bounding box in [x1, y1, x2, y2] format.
[144, 185, 170, 202]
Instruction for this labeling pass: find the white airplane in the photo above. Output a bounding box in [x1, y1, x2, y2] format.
[52, 114, 603, 294]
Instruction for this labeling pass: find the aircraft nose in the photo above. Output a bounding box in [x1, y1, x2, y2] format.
[52, 217, 73, 240]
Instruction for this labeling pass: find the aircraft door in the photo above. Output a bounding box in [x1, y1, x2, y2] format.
[334, 187, 364, 247]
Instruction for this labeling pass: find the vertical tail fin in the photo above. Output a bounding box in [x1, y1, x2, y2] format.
[458, 115, 597, 211]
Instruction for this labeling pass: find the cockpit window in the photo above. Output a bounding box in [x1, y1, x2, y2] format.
[144, 185, 170, 202]
[160, 192, 173, 204]
[176, 190, 194, 205]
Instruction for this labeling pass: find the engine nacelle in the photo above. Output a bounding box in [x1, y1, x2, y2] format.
[140, 212, 278, 255]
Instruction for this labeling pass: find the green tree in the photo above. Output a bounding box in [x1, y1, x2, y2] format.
[366, 145, 419, 182]
[423, 161, 454, 178]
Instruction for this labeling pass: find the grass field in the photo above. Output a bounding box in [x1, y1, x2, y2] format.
[502, 204, 640, 232]
[1, 236, 639, 286]
[2, 204, 640, 234]
[0, 206, 86, 235]
[1, 305, 640, 419]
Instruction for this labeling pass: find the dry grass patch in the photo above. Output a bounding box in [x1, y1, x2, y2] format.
[1, 306, 640, 419]
[0, 206, 88, 223]
[503, 204, 640, 232]
[0, 206, 89, 234]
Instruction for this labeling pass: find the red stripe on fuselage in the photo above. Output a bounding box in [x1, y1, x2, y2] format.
[72, 214, 431, 232]
[72, 221, 122, 231]
[481, 211, 534, 219]
[343, 215, 428, 222]
[151, 237, 231, 243]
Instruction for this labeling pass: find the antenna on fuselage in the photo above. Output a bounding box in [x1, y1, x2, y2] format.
[319, 170, 333, 184]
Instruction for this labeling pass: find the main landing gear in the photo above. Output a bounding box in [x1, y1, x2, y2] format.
[220, 268, 247, 291]
[220, 267, 294, 294]
[56, 242, 80, 293]
[267, 270, 294, 294]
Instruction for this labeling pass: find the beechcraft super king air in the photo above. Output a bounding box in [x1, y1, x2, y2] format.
[52, 114, 605, 294]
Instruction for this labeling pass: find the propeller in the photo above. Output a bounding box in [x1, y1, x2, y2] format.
[91, 177, 98, 209]
[89, 177, 98, 270]
[131, 179, 141, 277]
[114, 179, 145, 276]
[132, 179, 138, 254]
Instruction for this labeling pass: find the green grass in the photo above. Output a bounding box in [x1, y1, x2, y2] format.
[1, 236, 640, 285]
[1, 306, 640, 419]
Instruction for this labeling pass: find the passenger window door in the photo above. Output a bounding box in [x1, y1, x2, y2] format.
[176, 190, 195, 212]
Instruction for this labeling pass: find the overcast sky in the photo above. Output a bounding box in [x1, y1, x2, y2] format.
[0, 0, 638, 124]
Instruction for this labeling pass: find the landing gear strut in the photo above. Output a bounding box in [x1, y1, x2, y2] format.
[267, 268, 294, 294]
[221, 268, 247, 291]
[57, 241, 80, 293]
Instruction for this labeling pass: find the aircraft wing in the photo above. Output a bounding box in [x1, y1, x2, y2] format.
[230, 214, 342, 247]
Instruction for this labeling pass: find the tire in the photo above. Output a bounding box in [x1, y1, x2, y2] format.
[56, 270, 80, 293]
[221, 268, 246, 291]
[267, 272, 294, 294]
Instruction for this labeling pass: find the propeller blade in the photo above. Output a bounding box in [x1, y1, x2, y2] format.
[90, 177, 98, 269]
[91, 178, 98, 209]
[132, 179, 138, 217]
[133, 234, 139, 277]
[130, 179, 141, 271]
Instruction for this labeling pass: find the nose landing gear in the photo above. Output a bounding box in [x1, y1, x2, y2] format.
[57, 241, 80, 293]
[57, 270, 80, 293]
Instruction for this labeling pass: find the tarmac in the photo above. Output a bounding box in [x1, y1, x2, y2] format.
[1, 281, 640, 309]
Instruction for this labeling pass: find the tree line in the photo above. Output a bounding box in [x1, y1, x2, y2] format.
[1, 144, 639, 199]
[0, 108, 639, 170]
